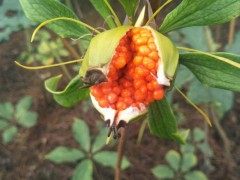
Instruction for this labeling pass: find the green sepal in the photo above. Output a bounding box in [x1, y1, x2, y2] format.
[149, 27, 179, 80]
[45, 75, 89, 107]
[79, 26, 132, 76]
[148, 97, 186, 144]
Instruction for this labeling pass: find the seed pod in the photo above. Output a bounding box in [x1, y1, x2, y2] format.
[79, 26, 179, 138]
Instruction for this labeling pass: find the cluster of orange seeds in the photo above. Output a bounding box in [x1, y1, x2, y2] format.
[90, 27, 164, 111]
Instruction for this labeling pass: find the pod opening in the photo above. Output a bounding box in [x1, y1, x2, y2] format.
[89, 27, 165, 136]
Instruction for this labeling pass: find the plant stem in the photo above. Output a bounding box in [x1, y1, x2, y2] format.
[104, 0, 121, 27]
[209, 104, 232, 163]
[115, 128, 126, 180]
[228, 19, 236, 45]
[137, 119, 147, 144]
[52, 50, 73, 80]
[145, 0, 172, 26]
[60, 38, 82, 59]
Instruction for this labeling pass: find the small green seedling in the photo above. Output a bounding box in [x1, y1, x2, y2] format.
[0, 96, 38, 143]
[0, 0, 34, 42]
[20, 30, 69, 65]
[45, 118, 130, 180]
[152, 150, 207, 180]
[181, 128, 213, 157]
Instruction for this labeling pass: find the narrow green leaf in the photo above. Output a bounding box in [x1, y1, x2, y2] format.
[72, 160, 93, 180]
[45, 146, 84, 163]
[90, 0, 116, 28]
[17, 111, 37, 128]
[2, 126, 18, 144]
[166, 150, 181, 171]
[19, 0, 91, 39]
[148, 97, 185, 144]
[118, 0, 139, 19]
[92, 128, 108, 153]
[184, 170, 208, 180]
[72, 119, 90, 152]
[160, 0, 240, 33]
[180, 52, 240, 92]
[93, 151, 130, 170]
[181, 153, 197, 173]
[45, 75, 89, 107]
[0, 102, 14, 120]
[151, 165, 174, 179]
[0, 120, 9, 130]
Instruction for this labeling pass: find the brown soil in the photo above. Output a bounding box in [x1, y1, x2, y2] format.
[1, 20, 240, 180]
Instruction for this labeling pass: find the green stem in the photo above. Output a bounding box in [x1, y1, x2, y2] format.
[209, 104, 233, 163]
[15, 59, 83, 70]
[175, 86, 212, 126]
[137, 119, 148, 144]
[145, 0, 172, 26]
[104, 0, 121, 27]
[52, 50, 72, 80]
[43, 36, 73, 80]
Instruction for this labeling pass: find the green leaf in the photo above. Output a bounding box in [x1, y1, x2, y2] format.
[2, 126, 18, 144]
[180, 52, 240, 92]
[181, 153, 197, 173]
[72, 119, 90, 152]
[92, 128, 108, 153]
[118, 0, 139, 19]
[90, 0, 116, 28]
[17, 111, 37, 128]
[93, 151, 130, 170]
[148, 97, 185, 144]
[16, 96, 32, 112]
[193, 128, 205, 142]
[179, 26, 219, 52]
[45, 75, 89, 107]
[175, 65, 195, 88]
[187, 80, 233, 115]
[0, 120, 9, 130]
[45, 146, 84, 163]
[166, 150, 181, 171]
[72, 160, 93, 180]
[197, 143, 213, 157]
[0, 102, 14, 120]
[19, 0, 91, 39]
[180, 143, 195, 154]
[160, 0, 240, 33]
[151, 165, 174, 179]
[184, 170, 208, 180]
